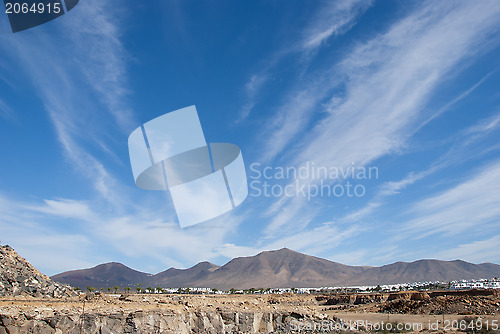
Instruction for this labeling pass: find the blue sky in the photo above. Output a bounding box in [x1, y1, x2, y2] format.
[1, 0, 500, 276]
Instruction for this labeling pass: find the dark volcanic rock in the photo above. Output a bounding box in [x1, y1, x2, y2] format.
[0, 305, 334, 334]
[0, 245, 75, 298]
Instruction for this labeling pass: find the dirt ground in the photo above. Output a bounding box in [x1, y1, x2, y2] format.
[1, 290, 499, 333]
[315, 289, 500, 333]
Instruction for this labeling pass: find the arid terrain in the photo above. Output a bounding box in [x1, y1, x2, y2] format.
[2, 245, 500, 333]
[1, 290, 500, 333]
[0, 293, 328, 333]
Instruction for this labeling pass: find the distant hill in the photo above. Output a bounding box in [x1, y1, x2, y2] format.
[184, 248, 368, 289]
[347, 259, 500, 286]
[51, 262, 151, 289]
[51, 248, 500, 290]
[148, 261, 220, 288]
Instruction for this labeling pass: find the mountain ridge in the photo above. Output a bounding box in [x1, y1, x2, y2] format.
[51, 261, 153, 289]
[51, 248, 500, 290]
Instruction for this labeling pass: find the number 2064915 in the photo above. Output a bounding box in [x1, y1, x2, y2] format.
[5, 2, 62, 14]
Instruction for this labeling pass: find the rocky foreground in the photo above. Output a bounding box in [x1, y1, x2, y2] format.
[0, 293, 338, 333]
[0, 245, 74, 299]
[1, 291, 500, 333]
[0, 244, 341, 333]
[319, 289, 500, 315]
[2, 244, 500, 333]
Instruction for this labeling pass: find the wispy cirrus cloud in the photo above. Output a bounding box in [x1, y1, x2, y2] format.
[260, 0, 500, 239]
[415, 68, 499, 134]
[339, 166, 438, 224]
[0, 190, 249, 274]
[437, 235, 500, 263]
[0, 98, 14, 119]
[62, 0, 135, 131]
[237, 0, 371, 122]
[299, 0, 372, 53]
[0, 0, 135, 205]
[293, 1, 500, 168]
[464, 112, 500, 140]
[265, 222, 363, 257]
[214, 222, 363, 264]
[0, 0, 261, 275]
[0, 194, 95, 274]
[402, 160, 500, 238]
[331, 109, 500, 264]
[25, 198, 94, 220]
[261, 88, 328, 163]
[236, 74, 268, 123]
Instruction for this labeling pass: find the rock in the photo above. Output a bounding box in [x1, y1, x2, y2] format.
[324, 294, 351, 305]
[410, 292, 430, 301]
[0, 306, 334, 333]
[0, 245, 76, 298]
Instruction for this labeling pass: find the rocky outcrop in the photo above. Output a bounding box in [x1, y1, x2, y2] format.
[0, 302, 333, 333]
[323, 294, 352, 305]
[387, 291, 430, 302]
[321, 293, 386, 306]
[0, 245, 75, 298]
[0, 244, 342, 333]
[381, 293, 500, 315]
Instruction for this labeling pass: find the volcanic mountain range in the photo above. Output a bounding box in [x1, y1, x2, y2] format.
[51, 248, 500, 290]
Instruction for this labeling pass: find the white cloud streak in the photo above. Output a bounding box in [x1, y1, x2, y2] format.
[215, 222, 363, 265]
[437, 235, 500, 263]
[0, 98, 14, 119]
[300, 0, 372, 53]
[236, 74, 268, 123]
[237, 0, 371, 122]
[294, 1, 500, 168]
[0, 195, 95, 275]
[0, 0, 245, 274]
[0, 0, 135, 205]
[265, 222, 362, 257]
[261, 0, 500, 238]
[403, 160, 500, 237]
[0, 190, 251, 274]
[25, 198, 94, 220]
